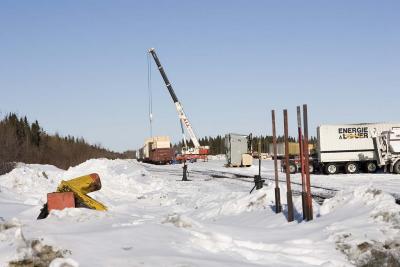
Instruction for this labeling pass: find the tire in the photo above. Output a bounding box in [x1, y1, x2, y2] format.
[289, 163, 297, 174]
[345, 162, 359, 174]
[324, 163, 338, 175]
[365, 162, 377, 173]
[393, 161, 400, 174]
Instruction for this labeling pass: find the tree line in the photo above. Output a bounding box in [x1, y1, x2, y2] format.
[0, 113, 134, 174]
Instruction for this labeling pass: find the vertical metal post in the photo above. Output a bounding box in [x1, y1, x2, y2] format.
[251, 140, 264, 193]
[182, 159, 188, 181]
[272, 110, 282, 213]
[297, 106, 307, 220]
[284, 109, 294, 222]
[256, 140, 264, 190]
[258, 140, 261, 177]
[303, 104, 313, 220]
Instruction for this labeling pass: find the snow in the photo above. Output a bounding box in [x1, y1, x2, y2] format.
[0, 158, 399, 266]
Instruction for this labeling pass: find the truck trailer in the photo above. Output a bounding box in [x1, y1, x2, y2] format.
[316, 123, 400, 174]
[137, 136, 174, 165]
[268, 142, 314, 159]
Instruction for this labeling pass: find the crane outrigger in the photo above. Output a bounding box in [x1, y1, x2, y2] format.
[148, 48, 209, 160]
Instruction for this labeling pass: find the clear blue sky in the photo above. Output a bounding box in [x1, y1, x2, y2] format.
[1, 1, 399, 152]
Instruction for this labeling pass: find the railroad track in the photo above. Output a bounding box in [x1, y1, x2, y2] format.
[204, 171, 337, 204]
[183, 168, 400, 205]
[142, 163, 400, 205]
[141, 164, 337, 204]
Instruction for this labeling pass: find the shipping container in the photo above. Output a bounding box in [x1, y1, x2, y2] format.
[149, 148, 173, 164]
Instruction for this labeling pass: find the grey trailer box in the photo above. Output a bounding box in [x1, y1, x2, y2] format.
[225, 133, 249, 166]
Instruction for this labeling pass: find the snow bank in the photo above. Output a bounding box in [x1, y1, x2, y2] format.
[0, 217, 77, 267]
[321, 185, 400, 266]
[0, 163, 63, 204]
[0, 159, 163, 209]
[1, 159, 400, 266]
[196, 188, 271, 219]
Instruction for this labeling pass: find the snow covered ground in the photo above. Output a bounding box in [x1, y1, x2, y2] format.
[0, 159, 399, 266]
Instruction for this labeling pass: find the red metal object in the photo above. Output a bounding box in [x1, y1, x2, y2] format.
[149, 148, 174, 164]
[272, 110, 282, 213]
[284, 109, 294, 222]
[89, 173, 101, 185]
[303, 104, 313, 220]
[297, 106, 308, 220]
[175, 153, 207, 162]
[47, 192, 75, 211]
[199, 148, 209, 155]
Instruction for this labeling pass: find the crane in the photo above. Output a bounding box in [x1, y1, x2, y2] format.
[148, 48, 209, 159]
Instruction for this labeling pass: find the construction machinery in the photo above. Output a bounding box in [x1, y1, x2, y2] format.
[37, 173, 107, 219]
[148, 48, 209, 161]
[372, 127, 400, 174]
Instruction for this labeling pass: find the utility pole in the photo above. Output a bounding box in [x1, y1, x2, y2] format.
[284, 110, 294, 222]
[303, 104, 313, 220]
[272, 110, 282, 213]
[297, 106, 308, 220]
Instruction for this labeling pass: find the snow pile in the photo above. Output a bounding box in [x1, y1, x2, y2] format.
[64, 159, 161, 197]
[321, 185, 400, 266]
[0, 164, 63, 204]
[162, 213, 198, 228]
[48, 208, 110, 222]
[196, 189, 271, 219]
[0, 218, 77, 267]
[1, 159, 400, 266]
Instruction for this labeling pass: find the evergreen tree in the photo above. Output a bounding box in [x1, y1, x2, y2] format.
[31, 120, 41, 146]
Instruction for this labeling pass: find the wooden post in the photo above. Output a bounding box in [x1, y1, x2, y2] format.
[303, 104, 313, 220]
[284, 109, 294, 222]
[272, 110, 282, 213]
[297, 106, 308, 220]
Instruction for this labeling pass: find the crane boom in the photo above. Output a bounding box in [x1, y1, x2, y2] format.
[148, 48, 201, 149]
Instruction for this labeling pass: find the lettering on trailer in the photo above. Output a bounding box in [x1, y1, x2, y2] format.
[338, 127, 369, 139]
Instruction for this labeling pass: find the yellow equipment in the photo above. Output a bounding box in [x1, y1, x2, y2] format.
[56, 173, 107, 211]
[37, 173, 107, 219]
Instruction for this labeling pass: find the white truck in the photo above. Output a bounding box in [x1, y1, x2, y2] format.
[316, 123, 400, 174]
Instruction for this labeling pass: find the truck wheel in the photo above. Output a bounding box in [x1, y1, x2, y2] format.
[393, 161, 400, 174]
[324, 163, 338, 175]
[345, 162, 359, 174]
[365, 162, 377, 173]
[289, 163, 297, 174]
